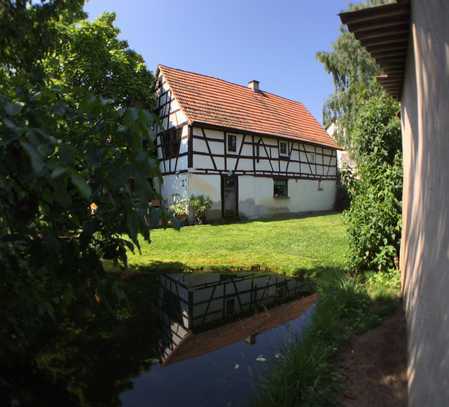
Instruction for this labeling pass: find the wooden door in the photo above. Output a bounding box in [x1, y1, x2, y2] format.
[221, 175, 238, 218]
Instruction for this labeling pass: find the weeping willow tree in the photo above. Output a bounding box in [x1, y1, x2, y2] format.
[316, 0, 397, 149]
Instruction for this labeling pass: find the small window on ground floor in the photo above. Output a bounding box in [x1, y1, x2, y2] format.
[273, 178, 288, 198]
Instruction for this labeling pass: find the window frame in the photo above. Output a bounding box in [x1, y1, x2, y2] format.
[273, 177, 289, 199]
[227, 134, 237, 153]
[161, 127, 182, 160]
[279, 141, 288, 157]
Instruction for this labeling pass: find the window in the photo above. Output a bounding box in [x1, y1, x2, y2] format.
[161, 127, 182, 159]
[227, 134, 237, 152]
[273, 178, 288, 198]
[279, 141, 288, 156]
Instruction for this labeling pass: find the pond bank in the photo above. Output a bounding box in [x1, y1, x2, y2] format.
[254, 270, 401, 406]
[340, 308, 407, 407]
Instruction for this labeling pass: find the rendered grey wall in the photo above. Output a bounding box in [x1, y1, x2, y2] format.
[400, 1, 449, 405]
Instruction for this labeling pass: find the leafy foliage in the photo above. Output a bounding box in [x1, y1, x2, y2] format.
[0, 0, 159, 376]
[43, 12, 155, 109]
[318, 0, 403, 273]
[344, 96, 402, 272]
[317, 30, 381, 146]
[169, 196, 189, 217]
[316, 0, 395, 148]
[189, 194, 213, 224]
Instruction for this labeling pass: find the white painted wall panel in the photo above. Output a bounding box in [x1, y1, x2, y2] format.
[238, 176, 336, 219]
[161, 173, 189, 205]
[189, 174, 222, 219]
[194, 154, 215, 170]
[239, 159, 253, 172]
[189, 126, 337, 179]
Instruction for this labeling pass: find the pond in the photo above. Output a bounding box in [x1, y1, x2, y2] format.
[121, 272, 316, 407]
[8, 271, 317, 407]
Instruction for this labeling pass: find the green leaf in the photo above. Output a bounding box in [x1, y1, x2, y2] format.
[20, 141, 44, 174]
[5, 102, 23, 116]
[51, 167, 66, 178]
[71, 173, 92, 199]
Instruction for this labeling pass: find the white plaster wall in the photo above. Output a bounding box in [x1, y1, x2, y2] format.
[238, 176, 336, 219]
[191, 127, 337, 176]
[400, 1, 449, 406]
[160, 173, 189, 206]
[188, 173, 222, 219]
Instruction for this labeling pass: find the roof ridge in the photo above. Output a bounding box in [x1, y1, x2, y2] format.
[158, 64, 308, 109]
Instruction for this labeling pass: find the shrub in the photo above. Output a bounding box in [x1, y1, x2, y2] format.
[189, 194, 212, 224]
[344, 95, 402, 272]
[169, 196, 189, 217]
[345, 157, 402, 272]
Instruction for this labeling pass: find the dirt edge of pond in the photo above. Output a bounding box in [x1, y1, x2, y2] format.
[340, 308, 408, 407]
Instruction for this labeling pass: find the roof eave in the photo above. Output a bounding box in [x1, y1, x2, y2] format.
[339, 0, 411, 100]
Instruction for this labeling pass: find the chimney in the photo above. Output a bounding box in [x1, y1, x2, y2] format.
[248, 80, 260, 92]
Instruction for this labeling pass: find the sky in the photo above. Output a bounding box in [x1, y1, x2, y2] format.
[84, 0, 355, 124]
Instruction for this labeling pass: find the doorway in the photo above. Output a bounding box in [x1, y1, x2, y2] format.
[221, 175, 238, 218]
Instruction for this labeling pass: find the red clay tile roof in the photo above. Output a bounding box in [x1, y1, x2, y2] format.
[158, 65, 338, 149]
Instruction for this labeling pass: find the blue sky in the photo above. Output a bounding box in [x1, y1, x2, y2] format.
[85, 0, 354, 124]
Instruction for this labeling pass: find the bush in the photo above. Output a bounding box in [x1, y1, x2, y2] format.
[169, 196, 189, 218]
[344, 95, 402, 272]
[345, 157, 402, 272]
[189, 194, 212, 224]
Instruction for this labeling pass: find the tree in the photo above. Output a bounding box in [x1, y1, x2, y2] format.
[317, 0, 403, 273]
[316, 0, 396, 148]
[0, 0, 159, 376]
[43, 12, 155, 108]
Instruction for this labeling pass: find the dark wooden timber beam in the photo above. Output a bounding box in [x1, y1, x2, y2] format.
[361, 34, 409, 48]
[355, 24, 409, 42]
[340, 3, 409, 26]
[346, 14, 409, 33]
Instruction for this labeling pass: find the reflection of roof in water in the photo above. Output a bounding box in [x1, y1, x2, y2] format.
[162, 293, 317, 366]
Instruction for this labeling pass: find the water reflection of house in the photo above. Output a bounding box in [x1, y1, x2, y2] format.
[158, 273, 315, 365]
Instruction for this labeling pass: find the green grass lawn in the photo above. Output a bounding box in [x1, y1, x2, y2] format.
[128, 213, 348, 274]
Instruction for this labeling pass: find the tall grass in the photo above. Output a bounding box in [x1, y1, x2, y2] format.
[255, 270, 400, 406]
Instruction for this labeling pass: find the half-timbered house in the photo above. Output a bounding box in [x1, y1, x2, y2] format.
[154, 65, 339, 220]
